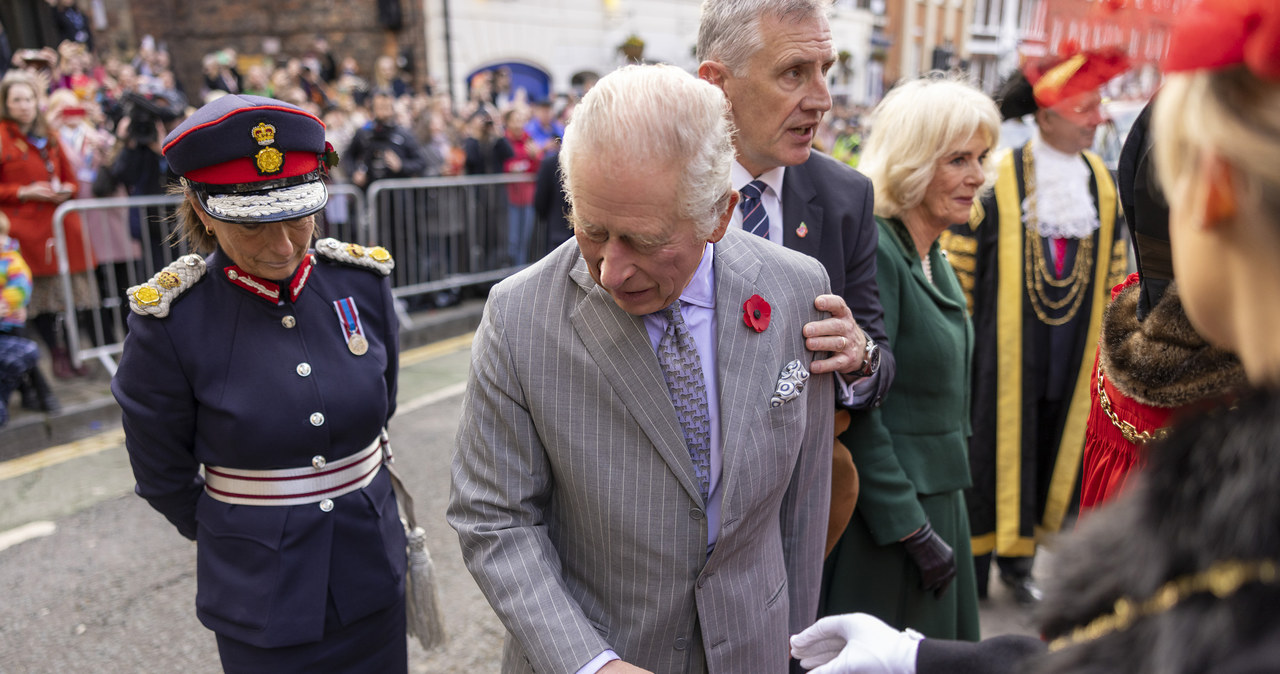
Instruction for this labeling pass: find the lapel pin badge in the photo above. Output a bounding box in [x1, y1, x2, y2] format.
[796, 222, 809, 238]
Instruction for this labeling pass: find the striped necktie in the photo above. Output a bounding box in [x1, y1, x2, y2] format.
[656, 301, 711, 501]
[739, 180, 770, 239]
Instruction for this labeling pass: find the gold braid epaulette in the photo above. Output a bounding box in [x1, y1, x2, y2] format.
[127, 254, 207, 318]
[315, 238, 395, 276]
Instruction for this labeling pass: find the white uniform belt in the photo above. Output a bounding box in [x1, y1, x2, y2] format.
[204, 436, 384, 506]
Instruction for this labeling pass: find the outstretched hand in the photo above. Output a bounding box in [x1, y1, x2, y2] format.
[790, 613, 922, 674]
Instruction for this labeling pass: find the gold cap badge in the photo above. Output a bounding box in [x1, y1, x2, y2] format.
[252, 122, 284, 175]
[252, 123, 276, 146]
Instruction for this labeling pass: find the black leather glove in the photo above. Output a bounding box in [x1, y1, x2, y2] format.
[901, 521, 956, 598]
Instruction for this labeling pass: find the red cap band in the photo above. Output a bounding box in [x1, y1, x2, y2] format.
[185, 152, 321, 186]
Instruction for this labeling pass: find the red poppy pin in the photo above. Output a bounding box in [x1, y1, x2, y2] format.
[743, 294, 771, 333]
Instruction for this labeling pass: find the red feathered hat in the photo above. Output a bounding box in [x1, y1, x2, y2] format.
[1164, 0, 1280, 80]
[1024, 45, 1131, 110]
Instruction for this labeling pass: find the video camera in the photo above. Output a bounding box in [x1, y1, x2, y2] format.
[122, 89, 186, 145]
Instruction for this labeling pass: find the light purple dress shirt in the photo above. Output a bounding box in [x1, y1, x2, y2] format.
[577, 242, 722, 674]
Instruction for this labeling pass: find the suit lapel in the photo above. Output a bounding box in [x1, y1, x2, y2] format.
[780, 159, 825, 260]
[712, 233, 772, 516]
[567, 258, 706, 504]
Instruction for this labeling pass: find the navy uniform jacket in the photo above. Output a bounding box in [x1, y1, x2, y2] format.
[112, 247, 404, 649]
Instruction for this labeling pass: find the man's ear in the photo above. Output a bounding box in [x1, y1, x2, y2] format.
[707, 190, 738, 243]
[698, 61, 728, 89]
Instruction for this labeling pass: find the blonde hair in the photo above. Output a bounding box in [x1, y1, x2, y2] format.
[859, 75, 1001, 219]
[171, 186, 217, 255]
[1152, 66, 1280, 233]
[560, 64, 736, 237]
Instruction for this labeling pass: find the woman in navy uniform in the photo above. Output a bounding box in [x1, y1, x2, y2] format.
[111, 94, 407, 672]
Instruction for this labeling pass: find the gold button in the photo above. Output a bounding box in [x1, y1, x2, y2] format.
[281, 316, 296, 328]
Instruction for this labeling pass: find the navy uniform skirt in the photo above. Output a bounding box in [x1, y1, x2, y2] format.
[215, 591, 407, 673]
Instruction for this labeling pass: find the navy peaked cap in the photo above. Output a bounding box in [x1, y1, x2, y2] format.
[162, 95, 332, 224]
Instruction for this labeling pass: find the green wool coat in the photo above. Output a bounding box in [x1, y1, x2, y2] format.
[820, 217, 981, 640]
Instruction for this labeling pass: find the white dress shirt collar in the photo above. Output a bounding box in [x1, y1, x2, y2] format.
[731, 162, 786, 245]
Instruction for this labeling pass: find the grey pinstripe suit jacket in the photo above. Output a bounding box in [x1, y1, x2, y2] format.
[448, 228, 835, 673]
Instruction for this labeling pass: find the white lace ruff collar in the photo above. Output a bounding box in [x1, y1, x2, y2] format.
[1022, 133, 1099, 239]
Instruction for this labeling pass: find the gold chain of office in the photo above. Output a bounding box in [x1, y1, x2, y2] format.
[1095, 365, 1170, 445]
[1047, 558, 1279, 653]
[1022, 148, 1094, 326]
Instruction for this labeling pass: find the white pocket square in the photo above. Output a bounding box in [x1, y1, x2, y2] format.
[770, 359, 810, 407]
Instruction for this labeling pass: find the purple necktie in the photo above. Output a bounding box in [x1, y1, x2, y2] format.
[656, 301, 711, 501]
[740, 180, 770, 239]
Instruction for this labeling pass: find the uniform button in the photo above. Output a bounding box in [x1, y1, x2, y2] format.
[310, 412, 325, 426]
[296, 362, 312, 377]
[281, 316, 296, 329]
[689, 507, 705, 521]
[674, 637, 688, 650]
[227, 270, 239, 280]
[319, 498, 334, 512]
[312, 455, 327, 469]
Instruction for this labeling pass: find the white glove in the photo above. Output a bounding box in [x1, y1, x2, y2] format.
[790, 613, 923, 674]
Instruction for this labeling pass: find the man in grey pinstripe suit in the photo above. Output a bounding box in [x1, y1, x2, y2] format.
[448, 65, 836, 673]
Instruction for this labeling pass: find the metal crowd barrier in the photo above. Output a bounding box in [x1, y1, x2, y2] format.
[365, 173, 542, 302]
[52, 175, 545, 374]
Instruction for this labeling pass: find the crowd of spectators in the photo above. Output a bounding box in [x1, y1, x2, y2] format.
[0, 20, 577, 420]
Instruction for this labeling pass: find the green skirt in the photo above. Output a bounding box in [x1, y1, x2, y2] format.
[821, 488, 981, 641]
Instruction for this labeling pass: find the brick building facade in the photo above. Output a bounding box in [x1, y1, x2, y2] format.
[5, 0, 430, 101]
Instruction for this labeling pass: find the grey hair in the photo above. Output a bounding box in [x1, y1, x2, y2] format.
[859, 74, 1002, 219]
[560, 64, 736, 238]
[696, 0, 830, 76]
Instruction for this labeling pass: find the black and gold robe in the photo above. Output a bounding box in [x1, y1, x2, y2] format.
[941, 144, 1127, 559]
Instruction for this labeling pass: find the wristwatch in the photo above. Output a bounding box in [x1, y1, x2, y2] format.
[857, 335, 881, 378]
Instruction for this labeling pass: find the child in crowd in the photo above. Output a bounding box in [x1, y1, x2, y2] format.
[0, 212, 43, 427]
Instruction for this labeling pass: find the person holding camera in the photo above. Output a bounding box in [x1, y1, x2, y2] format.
[100, 82, 185, 276]
[346, 88, 426, 189]
[346, 89, 427, 285]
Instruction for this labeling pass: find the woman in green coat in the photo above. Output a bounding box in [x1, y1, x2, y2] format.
[820, 76, 1001, 640]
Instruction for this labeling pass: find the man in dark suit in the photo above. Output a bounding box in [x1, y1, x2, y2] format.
[697, 0, 892, 403]
[697, 0, 893, 571]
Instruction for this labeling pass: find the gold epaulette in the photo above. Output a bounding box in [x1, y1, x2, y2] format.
[128, 254, 207, 318]
[315, 238, 394, 276]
